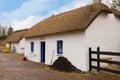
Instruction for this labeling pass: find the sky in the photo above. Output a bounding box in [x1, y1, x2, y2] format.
[0, 0, 92, 30]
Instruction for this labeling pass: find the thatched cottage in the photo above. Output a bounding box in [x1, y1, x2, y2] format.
[4, 29, 27, 54]
[24, 3, 120, 71]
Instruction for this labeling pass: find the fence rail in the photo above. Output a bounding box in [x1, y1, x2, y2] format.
[89, 47, 120, 74]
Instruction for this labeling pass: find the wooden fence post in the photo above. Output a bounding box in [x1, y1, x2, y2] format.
[97, 47, 100, 72]
[89, 47, 92, 71]
[89, 47, 120, 74]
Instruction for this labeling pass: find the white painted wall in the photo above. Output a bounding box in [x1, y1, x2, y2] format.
[24, 12, 120, 71]
[45, 31, 86, 71]
[19, 38, 25, 53]
[5, 38, 26, 54]
[25, 31, 87, 71]
[6, 43, 10, 47]
[25, 37, 41, 62]
[86, 13, 120, 63]
[11, 43, 19, 53]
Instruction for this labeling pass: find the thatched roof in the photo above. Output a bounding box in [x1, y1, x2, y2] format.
[4, 29, 27, 43]
[25, 3, 120, 38]
[111, 8, 120, 17]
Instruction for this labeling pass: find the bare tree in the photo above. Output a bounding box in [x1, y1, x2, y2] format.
[112, 0, 120, 10]
[2, 27, 7, 36]
[0, 24, 8, 40]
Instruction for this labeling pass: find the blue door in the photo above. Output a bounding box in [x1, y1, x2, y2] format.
[41, 42, 45, 63]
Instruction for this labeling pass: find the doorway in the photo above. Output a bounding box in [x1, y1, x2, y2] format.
[41, 42, 45, 63]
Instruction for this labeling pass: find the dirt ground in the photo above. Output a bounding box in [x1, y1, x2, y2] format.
[0, 53, 119, 80]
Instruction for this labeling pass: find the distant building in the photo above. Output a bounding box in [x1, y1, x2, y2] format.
[4, 29, 27, 54]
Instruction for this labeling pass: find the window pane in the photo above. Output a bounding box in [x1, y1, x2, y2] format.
[57, 41, 63, 54]
[31, 42, 34, 52]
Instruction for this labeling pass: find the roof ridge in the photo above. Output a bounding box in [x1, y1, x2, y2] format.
[15, 29, 28, 33]
[24, 3, 118, 38]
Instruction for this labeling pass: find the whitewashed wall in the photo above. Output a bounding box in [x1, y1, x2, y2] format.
[25, 31, 87, 71]
[11, 43, 19, 53]
[19, 38, 25, 53]
[25, 37, 41, 62]
[86, 13, 120, 63]
[24, 12, 120, 71]
[6, 38, 26, 54]
[45, 31, 86, 71]
[6, 43, 10, 47]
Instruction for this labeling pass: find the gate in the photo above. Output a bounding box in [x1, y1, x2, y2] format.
[89, 47, 120, 74]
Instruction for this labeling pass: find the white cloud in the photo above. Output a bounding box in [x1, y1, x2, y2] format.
[11, 15, 48, 30]
[48, 0, 91, 15]
[1, 0, 59, 24]
[1, 0, 92, 30]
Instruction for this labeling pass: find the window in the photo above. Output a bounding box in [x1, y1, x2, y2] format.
[31, 42, 34, 52]
[57, 40, 63, 54]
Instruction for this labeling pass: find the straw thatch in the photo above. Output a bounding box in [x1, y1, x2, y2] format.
[25, 3, 119, 38]
[4, 29, 27, 43]
[111, 8, 120, 17]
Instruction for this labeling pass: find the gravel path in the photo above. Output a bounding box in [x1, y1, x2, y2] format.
[0, 53, 119, 80]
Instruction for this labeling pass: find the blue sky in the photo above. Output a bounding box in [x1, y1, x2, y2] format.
[0, 0, 91, 30]
[0, 0, 27, 13]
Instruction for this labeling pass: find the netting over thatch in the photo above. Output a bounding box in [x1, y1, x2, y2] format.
[50, 57, 81, 73]
[25, 3, 120, 38]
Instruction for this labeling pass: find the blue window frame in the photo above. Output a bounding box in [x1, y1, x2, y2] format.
[31, 42, 34, 52]
[57, 40, 63, 54]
